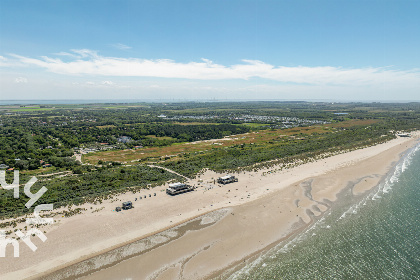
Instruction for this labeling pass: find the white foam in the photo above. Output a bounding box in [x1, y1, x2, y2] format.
[228, 143, 420, 280]
[338, 145, 420, 222]
[370, 143, 420, 198]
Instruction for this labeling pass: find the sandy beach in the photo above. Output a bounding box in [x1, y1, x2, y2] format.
[1, 132, 419, 280]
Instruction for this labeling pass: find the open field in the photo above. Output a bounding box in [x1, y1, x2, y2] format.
[83, 124, 334, 164]
[145, 135, 177, 140]
[172, 122, 221, 126]
[83, 119, 379, 165]
[0, 103, 151, 113]
[327, 119, 379, 128]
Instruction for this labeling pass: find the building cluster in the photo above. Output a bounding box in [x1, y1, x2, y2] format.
[168, 114, 329, 128]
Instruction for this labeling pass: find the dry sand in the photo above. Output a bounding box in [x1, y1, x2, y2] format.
[1, 132, 418, 280]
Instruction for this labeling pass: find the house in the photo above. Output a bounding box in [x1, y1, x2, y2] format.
[42, 164, 52, 168]
[117, 136, 132, 143]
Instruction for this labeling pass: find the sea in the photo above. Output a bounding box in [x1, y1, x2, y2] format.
[223, 143, 420, 279]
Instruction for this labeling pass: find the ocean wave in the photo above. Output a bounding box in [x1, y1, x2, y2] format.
[225, 143, 420, 280]
[380, 143, 419, 195]
[340, 143, 419, 221]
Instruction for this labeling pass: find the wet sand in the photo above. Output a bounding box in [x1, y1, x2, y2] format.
[1, 133, 418, 280]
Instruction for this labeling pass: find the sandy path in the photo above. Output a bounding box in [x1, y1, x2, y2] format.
[73, 152, 82, 164]
[37, 171, 72, 177]
[147, 164, 191, 180]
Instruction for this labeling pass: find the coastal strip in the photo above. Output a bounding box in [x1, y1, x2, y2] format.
[1, 132, 418, 280]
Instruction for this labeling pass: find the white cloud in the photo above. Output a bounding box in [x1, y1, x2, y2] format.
[15, 77, 28, 83]
[0, 56, 7, 67]
[102, 80, 115, 86]
[76, 81, 118, 87]
[112, 43, 132, 50]
[53, 52, 82, 59]
[0, 55, 23, 67]
[70, 49, 98, 58]
[3, 50, 420, 91]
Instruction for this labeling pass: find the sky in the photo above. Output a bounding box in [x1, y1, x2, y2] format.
[0, 0, 419, 102]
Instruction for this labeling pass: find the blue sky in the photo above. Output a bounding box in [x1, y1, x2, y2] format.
[1, 0, 419, 101]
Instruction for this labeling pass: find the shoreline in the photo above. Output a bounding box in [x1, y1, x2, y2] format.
[1, 133, 419, 280]
[217, 141, 420, 279]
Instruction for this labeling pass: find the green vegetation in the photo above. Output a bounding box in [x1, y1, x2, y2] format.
[0, 101, 419, 219]
[162, 125, 397, 177]
[0, 165, 183, 219]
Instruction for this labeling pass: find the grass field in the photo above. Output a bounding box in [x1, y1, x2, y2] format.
[9, 107, 56, 112]
[96, 125, 117, 129]
[172, 122, 221, 126]
[241, 123, 271, 128]
[83, 124, 334, 164]
[327, 119, 378, 128]
[0, 103, 150, 112]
